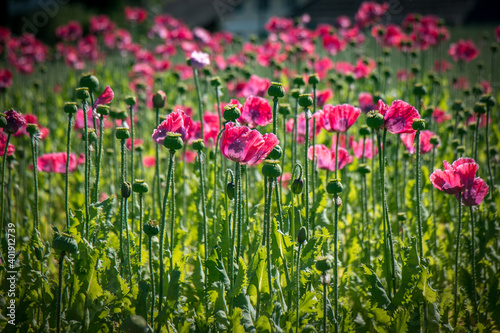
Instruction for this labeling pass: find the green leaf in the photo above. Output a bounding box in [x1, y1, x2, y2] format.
[364, 266, 390, 309]
[392, 308, 409, 333]
[228, 257, 248, 298]
[248, 246, 268, 295]
[255, 315, 272, 333]
[298, 291, 318, 316]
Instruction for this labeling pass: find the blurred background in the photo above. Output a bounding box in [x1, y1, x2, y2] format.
[2, 0, 499, 42]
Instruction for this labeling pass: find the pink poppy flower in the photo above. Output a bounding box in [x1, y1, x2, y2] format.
[0, 68, 13, 90]
[430, 158, 479, 195]
[278, 172, 292, 188]
[316, 89, 333, 108]
[37, 152, 84, 173]
[434, 59, 452, 73]
[496, 25, 500, 43]
[238, 96, 272, 128]
[378, 100, 420, 134]
[322, 34, 347, 55]
[90, 15, 114, 34]
[355, 1, 389, 28]
[350, 136, 378, 160]
[400, 130, 437, 155]
[432, 108, 452, 124]
[152, 109, 193, 145]
[240, 75, 271, 98]
[286, 111, 323, 144]
[219, 122, 278, 166]
[358, 92, 375, 112]
[124, 6, 147, 24]
[307, 144, 353, 172]
[3, 109, 26, 134]
[93, 86, 114, 111]
[265, 17, 294, 33]
[180, 150, 197, 164]
[453, 77, 469, 90]
[0, 132, 15, 156]
[126, 138, 144, 151]
[189, 50, 210, 69]
[321, 104, 361, 133]
[457, 177, 489, 206]
[448, 39, 479, 62]
[143, 156, 155, 168]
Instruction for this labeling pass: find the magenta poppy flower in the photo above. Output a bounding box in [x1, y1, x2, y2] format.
[238, 96, 272, 128]
[457, 177, 489, 206]
[124, 6, 147, 24]
[316, 89, 333, 108]
[307, 144, 352, 172]
[89, 15, 114, 34]
[400, 130, 437, 155]
[93, 86, 114, 112]
[0, 132, 15, 156]
[37, 152, 84, 173]
[321, 104, 361, 133]
[286, 111, 323, 144]
[55, 21, 83, 42]
[355, 1, 389, 28]
[378, 100, 420, 134]
[0, 68, 13, 90]
[3, 109, 26, 134]
[189, 50, 210, 69]
[278, 172, 292, 188]
[240, 75, 271, 98]
[350, 136, 378, 160]
[432, 108, 452, 124]
[430, 158, 479, 195]
[448, 39, 479, 62]
[219, 122, 278, 166]
[152, 108, 193, 145]
[496, 25, 500, 43]
[143, 156, 155, 168]
[358, 92, 375, 112]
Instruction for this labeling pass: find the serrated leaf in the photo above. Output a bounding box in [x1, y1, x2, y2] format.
[228, 257, 248, 298]
[392, 308, 409, 333]
[364, 266, 390, 309]
[255, 315, 272, 333]
[248, 247, 268, 295]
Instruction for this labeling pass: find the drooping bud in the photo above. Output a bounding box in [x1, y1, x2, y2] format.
[226, 182, 235, 200]
[121, 182, 132, 198]
[297, 226, 307, 244]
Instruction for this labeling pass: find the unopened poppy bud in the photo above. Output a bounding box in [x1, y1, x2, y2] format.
[308, 73, 320, 85]
[267, 145, 282, 159]
[223, 104, 241, 122]
[79, 73, 99, 93]
[63, 102, 78, 114]
[291, 89, 301, 99]
[133, 179, 149, 193]
[262, 159, 282, 178]
[298, 94, 313, 108]
[76, 87, 90, 100]
[268, 82, 285, 98]
[144, 220, 160, 237]
[413, 83, 427, 97]
[359, 125, 370, 136]
[430, 136, 440, 146]
[293, 75, 305, 87]
[366, 111, 384, 129]
[26, 123, 39, 136]
[226, 182, 235, 200]
[116, 127, 130, 140]
[121, 181, 132, 198]
[125, 95, 136, 106]
[291, 178, 304, 194]
[96, 105, 110, 116]
[152, 90, 166, 108]
[163, 132, 183, 151]
[279, 104, 291, 116]
[452, 100, 464, 111]
[456, 145, 465, 154]
[192, 139, 205, 151]
[52, 233, 78, 254]
[326, 178, 343, 194]
[315, 256, 333, 272]
[177, 83, 187, 95]
[480, 94, 495, 108]
[473, 102, 486, 114]
[357, 164, 371, 175]
[320, 273, 331, 285]
[297, 226, 307, 244]
[412, 119, 425, 131]
[210, 76, 222, 87]
[397, 212, 406, 222]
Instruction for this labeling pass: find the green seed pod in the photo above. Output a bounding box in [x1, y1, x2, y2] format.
[491, 43, 498, 53]
[297, 226, 307, 244]
[121, 182, 132, 198]
[345, 74, 355, 84]
[163, 132, 183, 151]
[116, 127, 130, 140]
[278, 104, 291, 116]
[135, 144, 144, 152]
[298, 94, 313, 108]
[315, 256, 333, 272]
[357, 164, 371, 175]
[223, 104, 241, 122]
[125, 95, 137, 106]
[267, 145, 282, 160]
[473, 102, 487, 114]
[192, 139, 205, 151]
[152, 90, 166, 109]
[63, 102, 78, 115]
[291, 89, 301, 99]
[456, 145, 466, 154]
[326, 178, 343, 194]
[452, 100, 464, 112]
[96, 105, 110, 116]
[451, 139, 460, 149]
[262, 159, 282, 178]
[133, 179, 149, 193]
[359, 125, 370, 136]
[87, 129, 98, 145]
[291, 178, 304, 194]
[26, 123, 39, 136]
[226, 182, 235, 200]
[489, 147, 497, 156]
[268, 82, 285, 98]
[366, 111, 384, 129]
[144, 220, 160, 237]
[177, 83, 187, 95]
[79, 73, 99, 93]
[413, 83, 427, 97]
[53, 233, 78, 254]
[210, 76, 222, 87]
[412, 119, 426, 131]
[293, 75, 305, 87]
[480, 94, 495, 108]
[429, 136, 440, 146]
[457, 125, 467, 136]
[308, 73, 320, 86]
[472, 84, 483, 96]
[203, 67, 212, 77]
[76, 87, 90, 100]
[397, 212, 406, 222]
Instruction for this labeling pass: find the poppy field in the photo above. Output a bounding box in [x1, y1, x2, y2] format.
[1, 2, 500, 332]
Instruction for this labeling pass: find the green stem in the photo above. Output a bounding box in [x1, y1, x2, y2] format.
[95, 116, 104, 203]
[139, 194, 144, 264]
[235, 163, 242, 262]
[120, 139, 127, 271]
[125, 196, 132, 286]
[215, 86, 222, 130]
[83, 101, 90, 239]
[311, 85, 317, 232]
[272, 96, 279, 135]
[275, 177, 284, 231]
[29, 135, 39, 232]
[304, 107, 310, 233]
[196, 151, 209, 312]
[431, 146, 437, 253]
[470, 206, 477, 321]
[155, 108, 161, 219]
[296, 243, 302, 333]
[57, 252, 65, 333]
[453, 193, 463, 327]
[169, 157, 176, 273]
[323, 279, 328, 333]
[333, 194, 339, 333]
[65, 114, 73, 229]
[149, 237, 155, 328]
[193, 68, 204, 138]
[334, 132, 340, 179]
[129, 105, 136, 231]
[485, 106, 494, 197]
[265, 177, 274, 298]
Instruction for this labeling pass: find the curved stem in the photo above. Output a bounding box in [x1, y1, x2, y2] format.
[65, 115, 73, 229]
[453, 193, 463, 327]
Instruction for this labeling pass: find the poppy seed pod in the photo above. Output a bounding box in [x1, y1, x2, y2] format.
[133, 179, 149, 193]
[192, 139, 205, 151]
[473, 102, 487, 114]
[366, 111, 384, 129]
[278, 104, 291, 116]
[223, 104, 241, 122]
[121, 182, 132, 198]
[291, 178, 304, 194]
[472, 84, 483, 96]
[226, 182, 235, 200]
[268, 82, 285, 98]
[316, 256, 333, 273]
[297, 226, 307, 244]
[293, 75, 305, 87]
[26, 123, 39, 136]
[451, 139, 460, 149]
[262, 159, 282, 178]
[452, 100, 464, 112]
[298, 94, 313, 108]
[144, 220, 160, 237]
[412, 119, 425, 131]
[480, 94, 495, 108]
[359, 125, 370, 136]
[116, 127, 130, 140]
[177, 83, 187, 95]
[163, 132, 183, 151]
[135, 145, 144, 152]
[456, 145, 466, 154]
[52, 233, 78, 254]
[152, 90, 166, 109]
[79, 73, 99, 93]
[267, 145, 282, 160]
[491, 43, 498, 53]
[413, 83, 427, 97]
[291, 89, 301, 99]
[326, 178, 343, 194]
[397, 212, 406, 222]
[76, 87, 90, 100]
[210, 76, 222, 87]
[458, 125, 468, 135]
[430, 136, 440, 146]
[63, 102, 78, 114]
[308, 73, 320, 85]
[357, 164, 371, 175]
[125, 95, 136, 106]
[87, 129, 98, 144]
[96, 105, 110, 116]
